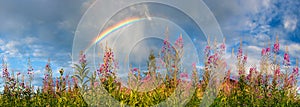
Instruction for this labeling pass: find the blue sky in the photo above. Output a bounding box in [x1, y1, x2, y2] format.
[0, 0, 299, 87]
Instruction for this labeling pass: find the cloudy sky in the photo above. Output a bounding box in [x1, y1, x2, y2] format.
[0, 0, 299, 87]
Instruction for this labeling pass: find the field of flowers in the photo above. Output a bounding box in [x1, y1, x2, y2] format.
[1, 33, 300, 106]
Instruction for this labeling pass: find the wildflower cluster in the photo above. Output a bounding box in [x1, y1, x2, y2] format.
[0, 33, 300, 106]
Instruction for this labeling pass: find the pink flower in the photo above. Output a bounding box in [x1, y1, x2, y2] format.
[208, 55, 214, 64]
[261, 48, 266, 56]
[175, 35, 183, 49]
[141, 74, 151, 82]
[273, 43, 279, 54]
[72, 77, 78, 84]
[79, 53, 87, 64]
[243, 55, 247, 63]
[2, 64, 9, 78]
[266, 47, 270, 53]
[274, 67, 280, 76]
[238, 47, 243, 58]
[247, 67, 255, 80]
[27, 71, 33, 75]
[180, 72, 189, 79]
[192, 62, 196, 69]
[44, 74, 49, 80]
[220, 43, 226, 51]
[204, 45, 210, 56]
[293, 67, 299, 75]
[94, 82, 99, 87]
[17, 72, 21, 76]
[132, 68, 138, 72]
[284, 53, 290, 65]
[208, 53, 218, 64]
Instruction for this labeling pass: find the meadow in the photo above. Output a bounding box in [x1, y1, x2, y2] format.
[1, 34, 300, 106]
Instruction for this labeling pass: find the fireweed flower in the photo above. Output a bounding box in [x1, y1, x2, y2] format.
[220, 43, 226, 51]
[273, 36, 280, 54]
[132, 68, 139, 72]
[208, 53, 219, 65]
[243, 54, 248, 64]
[79, 51, 87, 64]
[247, 67, 255, 80]
[205, 45, 211, 57]
[293, 66, 299, 82]
[141, 74, 151, 83]
[266, 47, 271, 54]
[175, 34, 183, 49]
[293, 67, 299, 74]
[237, 47, 243, 58]
[192, 62, 197, 71]
[2, 64, 9, 78]
[273, 43, 279, 53]
[261, 48, 266, 56]
[72, 77, 78, 85]
[283, 53, 290, 66]
[180, 72, 189, 79]
[274, 66, 281, 76]
[2, 59, 9, 79]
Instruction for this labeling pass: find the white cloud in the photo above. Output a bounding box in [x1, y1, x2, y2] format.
[0, 40, 21, 56]
[283, 16, 298, 31]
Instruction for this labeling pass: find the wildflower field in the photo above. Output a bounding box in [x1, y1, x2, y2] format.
[1, 33, 300, 106]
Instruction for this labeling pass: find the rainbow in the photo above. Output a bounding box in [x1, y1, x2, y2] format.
[85, 17, 145, 52]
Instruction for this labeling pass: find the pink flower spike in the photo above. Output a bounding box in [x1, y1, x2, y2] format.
[141, 74, 151, 83]
[79, 51, 87, 64]
[284, 53, 290, 65]
[180, 72, 189, 79]
[132, 68, 138, 72]
[261, 48, 266, 56]
[17, 72, 21, 76]
[238, 47, 243, 58]
[243, 55, 248, 62]
[273, 36, 280, 54]
[220, 43, 226, 50]
[266, 47, 270, 53]
[293, 67, 299, 75]
[192, 62, 196, 69]
[275, 67, 280, 76]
